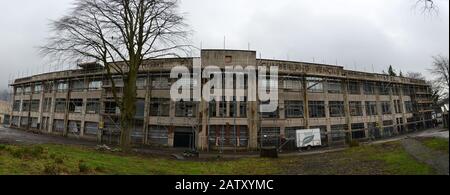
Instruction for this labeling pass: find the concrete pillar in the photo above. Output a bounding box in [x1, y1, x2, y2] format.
[303, 77, 310, 129]
[143, 74, 152, 145]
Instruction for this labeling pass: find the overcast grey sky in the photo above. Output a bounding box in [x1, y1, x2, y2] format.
[0, 0, 448, 90]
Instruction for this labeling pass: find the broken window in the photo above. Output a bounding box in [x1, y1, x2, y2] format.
[307, 77, 324, 93]
[69, 99, 83, 113]
[349, 101, 363, 116]
[365, 101, 378, 116]
[175, 101, 197, 117]
[285, 101, 304, 118]
[68, 120, 81, 134]
[329, 101, 345, 117]
[150, 98, 170, 117]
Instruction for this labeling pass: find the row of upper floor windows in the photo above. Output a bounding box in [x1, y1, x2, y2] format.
[13, 98, 429, 120]
[13, 75, 431, 96]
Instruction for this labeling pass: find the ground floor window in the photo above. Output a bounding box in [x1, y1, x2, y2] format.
[148, 126, 169, 146]
[11, 116, 19, 127]
[131, 119, 144, 144]
[209, 125, 249, 147]
[351, 123, 366, 139]
[20, 117, 29, 127]
[383, 120, 394, 137]
[53, 120, 65, 133]
[30, 117, 39, 129]
[330, 124, 347, 142]
[42, 117, 49, 131]
[84, 122, 98, 136]
[68, 120, 81, 135]
[258, 127, 281, 148]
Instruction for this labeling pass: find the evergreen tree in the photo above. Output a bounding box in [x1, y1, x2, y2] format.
[388, 65, 397, 76]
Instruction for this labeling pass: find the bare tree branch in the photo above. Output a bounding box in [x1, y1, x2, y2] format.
[40, 0, 190, 150]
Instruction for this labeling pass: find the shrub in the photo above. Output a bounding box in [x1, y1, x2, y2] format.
[10, 146, 48, 159]
[78, 160, 92, 173]
[95, 166, 106, 173]
[44, 163, 68, 175]
[54, 157, 64, 164]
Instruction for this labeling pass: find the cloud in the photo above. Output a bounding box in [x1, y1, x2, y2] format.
[0, 0, 448, 90]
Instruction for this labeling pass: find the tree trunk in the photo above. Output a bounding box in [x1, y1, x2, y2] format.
[120, 70, 137, 151]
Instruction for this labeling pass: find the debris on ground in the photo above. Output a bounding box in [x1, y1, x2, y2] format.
[96, 145, 111, 151]
[171, 154, 185, 160]
[183, 150, 200, 158]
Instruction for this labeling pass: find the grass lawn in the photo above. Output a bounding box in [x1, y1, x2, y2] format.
[0, 141, 436, 175]
[277, 142, 435, 175]
[419, 138, 449, 153]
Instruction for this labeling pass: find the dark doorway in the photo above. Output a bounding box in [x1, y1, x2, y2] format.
[174, 132, 194, 148]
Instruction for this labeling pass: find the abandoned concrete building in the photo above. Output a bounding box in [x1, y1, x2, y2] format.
[9, 49, 434, 150]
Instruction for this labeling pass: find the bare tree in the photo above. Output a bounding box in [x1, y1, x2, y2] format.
[415, 0, 438, 14]
[429, 55, 449, 99]
[41, 0, 190, 151]
[406, 72, 426, 80]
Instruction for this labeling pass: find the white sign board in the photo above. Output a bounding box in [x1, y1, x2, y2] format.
[296, 129, 322, 148]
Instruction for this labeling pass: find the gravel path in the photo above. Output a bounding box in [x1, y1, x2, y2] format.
[0, 126, 96, 147]
[401, 139, 449, 175]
